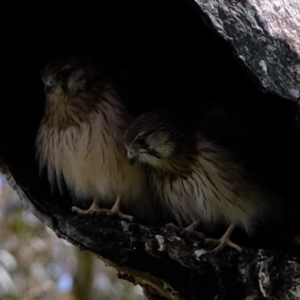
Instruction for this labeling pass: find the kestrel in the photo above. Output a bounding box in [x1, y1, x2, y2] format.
[124, 105, 289, 252]
[36, 56, 158, 224]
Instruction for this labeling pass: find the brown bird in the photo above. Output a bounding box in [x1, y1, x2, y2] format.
[35, 56, 158, 224]
[124, 105, 290, 252]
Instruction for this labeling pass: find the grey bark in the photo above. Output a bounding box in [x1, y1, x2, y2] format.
[2, 164, 300, 300]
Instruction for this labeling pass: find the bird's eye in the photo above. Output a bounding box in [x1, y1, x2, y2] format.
[59, 69, 72, 80]
[136, 137, 146, 147]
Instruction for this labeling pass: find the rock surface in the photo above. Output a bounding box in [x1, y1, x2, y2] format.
[192, 0, 300, 100]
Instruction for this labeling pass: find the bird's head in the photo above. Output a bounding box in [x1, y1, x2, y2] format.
[41, 57, 101, 98]
[124, 110, 180, 168]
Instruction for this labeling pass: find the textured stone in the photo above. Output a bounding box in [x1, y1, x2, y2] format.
[192, 0, 300, 99]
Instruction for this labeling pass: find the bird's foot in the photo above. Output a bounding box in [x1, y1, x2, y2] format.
[104, 195, 134, 222]
[72, 204, 133, 221]
[205, 236, 242, 253]
[166, 222, 205, 239]
[71, 203, 110, 215]
[106, 208, 134, 222]
[72, 196, 133, 221]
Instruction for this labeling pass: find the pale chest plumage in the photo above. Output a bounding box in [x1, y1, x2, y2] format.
[36, 90, 150, 207]
[149, 141, 269, 233]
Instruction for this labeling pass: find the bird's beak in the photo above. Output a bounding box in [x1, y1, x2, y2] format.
[127, 150, 138, 165]
[44, 82, 55, 95]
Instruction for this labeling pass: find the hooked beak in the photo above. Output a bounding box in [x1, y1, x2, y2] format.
[127, 150, 139, 165]
[44, 82, 55, 95]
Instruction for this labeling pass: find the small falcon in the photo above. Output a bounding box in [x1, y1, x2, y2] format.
[36, 56, 158, 224]
[124, 106, 289, 252]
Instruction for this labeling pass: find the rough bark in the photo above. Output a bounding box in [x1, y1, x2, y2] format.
[2, 165, 300, 300]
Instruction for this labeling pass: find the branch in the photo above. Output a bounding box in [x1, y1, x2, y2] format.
[2, 165, 300, 300]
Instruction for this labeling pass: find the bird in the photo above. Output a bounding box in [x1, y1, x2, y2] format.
[35, 56, 159, 225]
[123, 102, 299, 252]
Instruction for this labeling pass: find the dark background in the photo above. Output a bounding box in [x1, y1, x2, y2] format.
[0, 0, 300, 219]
